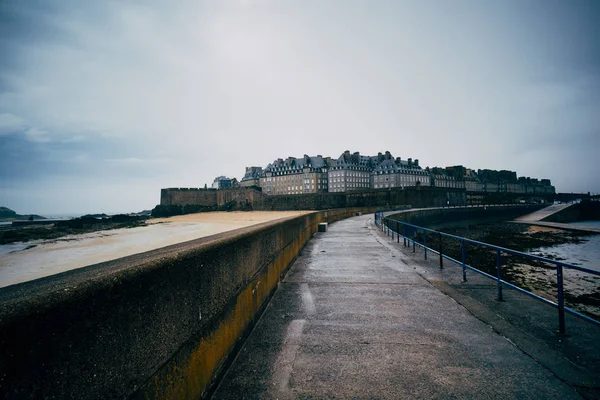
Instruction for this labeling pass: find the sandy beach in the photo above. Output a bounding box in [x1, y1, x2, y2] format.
[0, 211, 311, 288]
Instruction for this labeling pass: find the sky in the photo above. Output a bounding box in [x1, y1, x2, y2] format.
[1, 0, 599, 215]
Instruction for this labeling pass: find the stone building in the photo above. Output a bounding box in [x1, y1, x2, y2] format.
[430, 166, 466, 190]
[464, 169, 484, 192]
[211, 176, 232, 189]
[248, 150, 555, 196]
[259, 155, 331, 195]
[240, 166, 263, 187]
[328, 151, 377, 193]
[371, 152, 430, 189]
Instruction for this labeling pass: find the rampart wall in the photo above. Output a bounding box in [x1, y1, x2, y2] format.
[160, 188, 218, 207]
[160, 187, 468, 210]
[0, 207, 381, 400]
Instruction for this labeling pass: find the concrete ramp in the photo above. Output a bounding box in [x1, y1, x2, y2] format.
[515, 203, 572, 222]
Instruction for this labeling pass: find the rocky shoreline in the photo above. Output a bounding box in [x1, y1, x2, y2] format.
[0, 214, 148, 245]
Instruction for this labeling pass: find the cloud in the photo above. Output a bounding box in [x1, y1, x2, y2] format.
[24, 127, 51, 142]
[104, 157, 170, 165]
[0, 113, 26, 134]
[1, 0, 599, 213]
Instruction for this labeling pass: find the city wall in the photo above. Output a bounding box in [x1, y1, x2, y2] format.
[160, 187, 468, 210]
[160, 188, 218, 207]
[0, 207, 381, 400]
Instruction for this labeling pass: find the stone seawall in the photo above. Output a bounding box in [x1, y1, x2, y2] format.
[541, 201, 600, 223]
[388, 205, 543, 230]
[0, 207, 380, 400]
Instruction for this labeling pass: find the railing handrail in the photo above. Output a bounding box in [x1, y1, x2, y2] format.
[381, 216, 599, 276]
[373, 210, 600, 333]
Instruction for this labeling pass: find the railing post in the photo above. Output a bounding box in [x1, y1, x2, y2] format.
[439, 232, 443, 269]
[461, 240, 467, 282]
[396, 221, 400, 243]
[391, 221, 394, 240]
[403, 225, 406, 247]
[557, 264, 566, 334]
[496, 249, 503, 301]
[423, 231, 427, 260]
[412, 228, 416, 253]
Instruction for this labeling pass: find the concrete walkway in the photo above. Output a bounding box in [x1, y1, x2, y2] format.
[213, 214, 583, 399]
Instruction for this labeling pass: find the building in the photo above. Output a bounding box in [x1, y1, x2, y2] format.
[211, 176, 233, 189]
[328, 151, 376, 193]
[240, 166, 263, 187]
[371, 153, 430, 189]
[464, 169, 484, 192]
[246, 149, 555, 196]
[259, 155, 331, 195]
[430, 166, 466, 190]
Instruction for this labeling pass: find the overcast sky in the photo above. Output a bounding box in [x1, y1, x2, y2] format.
[1, 0, 598, 215]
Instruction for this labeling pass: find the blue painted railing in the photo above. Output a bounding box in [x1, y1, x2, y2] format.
[374, 211, 600, 334]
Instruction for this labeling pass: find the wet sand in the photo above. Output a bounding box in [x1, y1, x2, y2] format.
[0, 211, 311, 288]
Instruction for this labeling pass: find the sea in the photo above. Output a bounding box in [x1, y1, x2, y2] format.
[529, 221, 600, 272]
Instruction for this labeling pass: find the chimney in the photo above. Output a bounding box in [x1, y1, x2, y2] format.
[414, 159, 419, 167]
[396, 157, 401, 164]
[408, 158, 412, 166]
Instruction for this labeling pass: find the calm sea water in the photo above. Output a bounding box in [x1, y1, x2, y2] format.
[529, 221, 600, 272]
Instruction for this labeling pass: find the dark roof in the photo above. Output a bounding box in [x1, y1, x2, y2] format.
[264, 155, 329, 173]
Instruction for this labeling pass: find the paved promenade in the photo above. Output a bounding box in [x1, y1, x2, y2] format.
[213, 214, 590, 399]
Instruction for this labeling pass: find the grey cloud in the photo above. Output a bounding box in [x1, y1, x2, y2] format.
[1, 0, 599, 213]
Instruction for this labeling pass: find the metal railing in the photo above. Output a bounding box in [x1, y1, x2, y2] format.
[374, 211, 600, 334]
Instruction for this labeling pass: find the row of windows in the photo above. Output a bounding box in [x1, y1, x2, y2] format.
[329, 171, 369, 177]
[375, 175, 420, 182]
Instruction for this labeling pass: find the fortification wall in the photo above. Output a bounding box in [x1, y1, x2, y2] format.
[160, 187, 551, 212]
[160, 188, 218, 206]
[216, 188, 266, 207]
[252, 187, 467, 210]
[0, 207, 380, 400]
